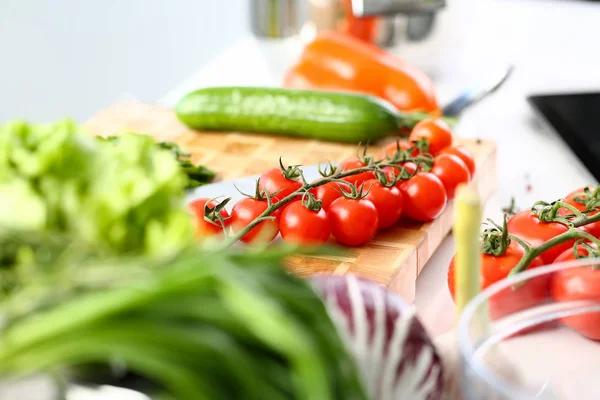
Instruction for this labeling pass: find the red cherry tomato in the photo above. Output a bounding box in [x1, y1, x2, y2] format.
[408, 118, 453, 155]
[258, 167, 302, 202]
[551, 245, 600, 340]
[383, 161, 418, 185]
[328, 197, 378, 246]
[278, 199, 301, 216]
[310, 181, 345, 211]
[553, 243, 597, 263]
[280, 201, 330, 245]
[338, 157, 376, 185]
[431, 153, 471, 200]
[364, 179, 403, 229]
[558, 186, 600, 238]
[188, 198, 230, 238]
[378, 141, 422, 161]
[401, 162, 418, 175]
[507, 210, 579, 264]
[230, 198, 279, 244]
[448, 242, 547, 320]
[439, 146, 476, 176]
[399, 172, 447, 222]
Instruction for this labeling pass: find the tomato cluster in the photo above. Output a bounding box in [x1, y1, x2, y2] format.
[188, 118, 475, 248]
[447, 185, 600, 341]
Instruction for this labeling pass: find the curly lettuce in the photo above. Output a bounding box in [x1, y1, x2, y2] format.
[0, 119, 194, 261]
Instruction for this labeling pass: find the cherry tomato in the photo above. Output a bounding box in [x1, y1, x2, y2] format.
[558, 186, 600, 238]
[364, 179, 403, 229]
[188, 198, 230, 238]
[401, 161, 419, 175]
[338, 157, 376, 185]
[507, 210, 580, 264]
[431, 153, 471, 200]
[310, 181, 345, 211]
[408, 118, 453, 155]
[328, 197, 378, 246]
[401, 162, 418, 175]
[278, 199, 300, 216]
[439, 146, 476, 176]
[551, 245, 600, 340]
[398, 172, 447, 222]
[280, 201, 330, 245]
[553, 243, 597, 263]
[230, 198, 279, 244]
[258, 168, 302, 202]
[383, 161, 418, 184]
[378, 141, 421, 161]
[448, 242, 547, 320]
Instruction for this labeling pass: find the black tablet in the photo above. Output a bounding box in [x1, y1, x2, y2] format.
[528, 92, 600, 182]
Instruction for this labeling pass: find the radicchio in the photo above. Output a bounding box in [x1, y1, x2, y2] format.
[311, 274, 444, 400]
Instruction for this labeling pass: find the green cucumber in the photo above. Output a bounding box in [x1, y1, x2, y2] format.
[175, 87, 409, 143]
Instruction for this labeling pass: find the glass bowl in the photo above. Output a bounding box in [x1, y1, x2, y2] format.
[458, 259, 600, 399]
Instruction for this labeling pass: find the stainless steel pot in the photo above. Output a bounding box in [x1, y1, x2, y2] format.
[250, 0, 307, 38]
[350, 0, 445, 17]
[249, 0, 446, 46]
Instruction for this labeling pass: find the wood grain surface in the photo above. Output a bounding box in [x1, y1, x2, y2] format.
[85, 101, 497, 302]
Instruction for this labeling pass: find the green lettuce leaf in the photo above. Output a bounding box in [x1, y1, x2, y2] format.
[0, 119, 194, 263]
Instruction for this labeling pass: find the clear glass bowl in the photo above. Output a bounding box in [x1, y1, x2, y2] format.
[458, 259, 600, 399]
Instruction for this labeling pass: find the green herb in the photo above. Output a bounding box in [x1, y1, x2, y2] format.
[177, 159, 216, 189]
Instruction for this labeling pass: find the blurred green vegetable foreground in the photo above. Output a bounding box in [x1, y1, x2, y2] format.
[0, 120, 366, 400]
[0, 119, 214, 263]
[0, 247, 366, 400]
[0, 120, 444, 400]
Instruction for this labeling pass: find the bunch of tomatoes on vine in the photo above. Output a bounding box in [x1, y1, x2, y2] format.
[448, 185, 600, 342]
[188, 117, 475, 248]
[187, 115, 600, 342]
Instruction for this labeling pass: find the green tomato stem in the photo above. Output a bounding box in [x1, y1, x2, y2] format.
[508, 228, 600, 276]
[572, 209, 600, 227]
[533, 200, 583, 225]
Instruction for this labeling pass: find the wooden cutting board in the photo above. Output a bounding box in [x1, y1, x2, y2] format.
[85, 101, 497, 302]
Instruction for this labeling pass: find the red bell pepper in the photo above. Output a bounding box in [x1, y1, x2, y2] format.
[284, 31, 439, 114]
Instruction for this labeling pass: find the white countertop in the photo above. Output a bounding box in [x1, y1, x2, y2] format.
[160, 0, 600, 338]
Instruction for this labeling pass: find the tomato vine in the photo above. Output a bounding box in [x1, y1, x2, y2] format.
[483, 189, 600, 277]
[220, 143, 433, 247]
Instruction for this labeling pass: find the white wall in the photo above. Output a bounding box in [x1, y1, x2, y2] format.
[0, 0, 249, 123]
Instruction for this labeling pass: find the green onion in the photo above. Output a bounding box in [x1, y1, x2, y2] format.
[0, 247, 367, 400]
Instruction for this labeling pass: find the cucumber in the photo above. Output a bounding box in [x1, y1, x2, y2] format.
[175, 87, 406, 143]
